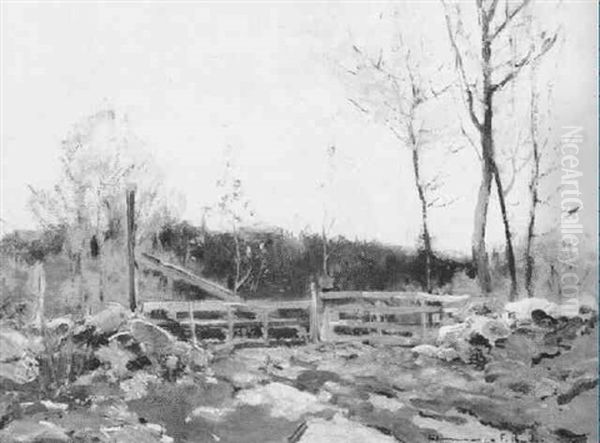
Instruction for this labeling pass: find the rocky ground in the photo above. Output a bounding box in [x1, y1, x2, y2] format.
[0, 298, 596, 443]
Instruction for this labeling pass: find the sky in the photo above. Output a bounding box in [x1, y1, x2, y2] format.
[1, 1, 597, 255]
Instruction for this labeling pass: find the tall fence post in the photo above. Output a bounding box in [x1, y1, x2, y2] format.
[188, 301, 197, 347]
[262, 309, 269, 344]
[309, 282, 320, 343]
[226, 305, 234, 342]
[421, 311, 427, 341]
[126, 185, 137, 312]
[32, 262, 46, 332]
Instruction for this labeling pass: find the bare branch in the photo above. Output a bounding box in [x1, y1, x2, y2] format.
[234, 266, 253, 292]
[491, 0, 532, 41]
[348, 98, 369, 114]
[492, 32, 558, 92]
[441, 0, 482, 131]
[491, 48, 532, 92]
[460, 123, 482, 161]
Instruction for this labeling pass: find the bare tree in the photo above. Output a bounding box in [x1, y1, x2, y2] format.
[216, 153, 257, 296]
[524, 63, 557, 298]
[346, 37, 452, 293]
[318, 144, 337, 281]
[442, 0, 557, 298]
[28, 109, 175, 311]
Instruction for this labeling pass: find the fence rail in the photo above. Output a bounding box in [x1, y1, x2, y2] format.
[141, 289, 460, 346]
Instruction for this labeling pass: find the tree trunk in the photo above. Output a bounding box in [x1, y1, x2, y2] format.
[472, 12, 494, 295]
[411, 145, 433, 293]
[233, 224, 241, 296]
[472, 156, 493, 294]
[492, 164, 518, 300]
[126, 187, 137, 312]
[525, 87, 541, 298]
[322, 225, 329, 277]
[524, 183, 537, 298]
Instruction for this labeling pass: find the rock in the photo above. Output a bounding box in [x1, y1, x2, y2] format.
[368, 394, 404, 412]
[298, 413, 396, 443]
[45, 317, 73, 336]
[412, 344, 459, 362]
[120, 372, 159, 401]
[88, 303, 131, 335]
[187, 346, 212, 369]
[412, 412, 506, 442]
[211, 357, 267, 389]
[557, 377, 598, 405]
[0, 328, 40, 384]
[0, 394, 21, 429]
[503, 297, 581, 322]
[236, 382, 331, 421]
[105, 425, 163, 443]
[437, 323, 470, 350]
[552, 428, 587, 443]
[469, 316, 510, 345]
[187, 405, 235, 422]
[295, 370, 341, 394]
[0, 419, 69, 442]
[531, 309, 558, 328]
[96, 341, 136, 379]
[130, 320, 176, 358]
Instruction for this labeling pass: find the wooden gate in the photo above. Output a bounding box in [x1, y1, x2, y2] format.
[318, 291, 444, 344]
[141, 288, 454, 346]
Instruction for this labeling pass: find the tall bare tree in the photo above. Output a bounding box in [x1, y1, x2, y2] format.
[524, 61, 558, 298]
[345, 36, 453, 293]
[28, 109, 175, 311]
[442, 0, 557, 298]
[215, 150, 267, 297]
[318, 144, 337, 281]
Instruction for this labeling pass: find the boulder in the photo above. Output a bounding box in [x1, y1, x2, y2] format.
[412, 344, 459, 362]
[236, 382, 332, 421]
[129, 320, 176, 358]
[0, 328, 40, 384]
[298, 413, 396, 443]
[0, 419, 69, 443]
[87, 303, 131, 335]
[504, 297, 581, 322]
[0, 393, 21, 429]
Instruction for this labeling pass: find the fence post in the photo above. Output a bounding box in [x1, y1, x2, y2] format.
[126, 185, 137, 312]
[321, 305, 331, 342]
[421, 311, 427, 342]
[188, 301, 197, 347]
[262, 309, 269, 344]
[309, 282, 320, 343]
[226, 305, 234, 342]
[32, 262, 46, 332]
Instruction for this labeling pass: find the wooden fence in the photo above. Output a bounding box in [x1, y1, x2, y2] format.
[318, 291, 444, 343]
[141, 288, 456, 346]
[141, 298, 315, 345]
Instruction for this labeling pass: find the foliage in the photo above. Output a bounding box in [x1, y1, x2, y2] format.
[154, 221, 472, 298]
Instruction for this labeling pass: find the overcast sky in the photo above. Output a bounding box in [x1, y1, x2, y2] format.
[1, 1, 597, 254]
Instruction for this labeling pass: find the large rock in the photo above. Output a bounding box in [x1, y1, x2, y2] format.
[0, 328, 40, 384]
[504, 297, 581, 322]
[95, 341, 136, 379]
[236, 382, 332, 421]
[412, 344, 460, 362]
[0, 419, 69, 442]
[87, 303, 131, 335]
[129, 320, 176, 358]
[298, 413, 396, 443]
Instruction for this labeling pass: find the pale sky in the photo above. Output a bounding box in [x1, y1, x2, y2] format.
[1, 1, 597, 255]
